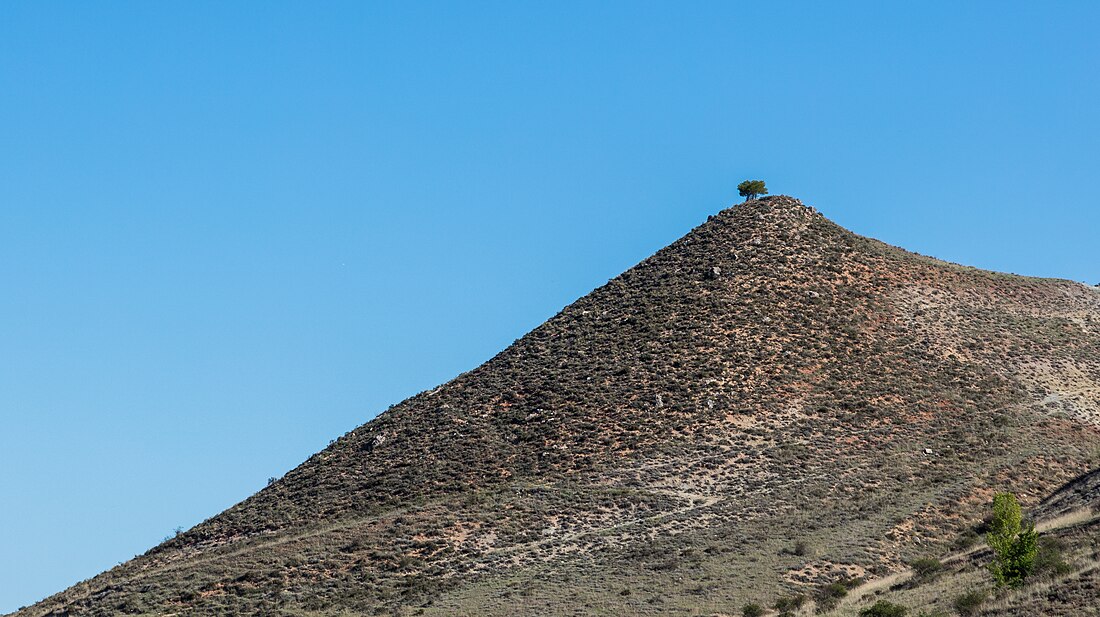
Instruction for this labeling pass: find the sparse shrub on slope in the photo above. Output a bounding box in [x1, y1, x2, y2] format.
[815, 580, 848, 612]
[773, 593, 806, 616]
[742, 602, 765, 617]
[1033, 535, 1073, 577]
[909, 557, 944, 581]
[791, 538, 813, 557]
[860, 600, 909, 617]
[952, 589, 987, 616]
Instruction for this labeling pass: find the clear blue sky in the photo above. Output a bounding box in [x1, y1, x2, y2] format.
[2, 2, 1098, 612]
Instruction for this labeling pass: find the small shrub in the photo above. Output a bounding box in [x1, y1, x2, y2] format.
[952, 528, 980, 551]
[793, 539, 812, 556]
[953, 589, 987, 616]
[816, 581, 848, 612]
[1034, 536, 1073, 576]
[860, 600, 909, 617]
[743, 603, 765, 617]
[841, 576, 865, 589]
[910, 557, 944, 580]
[774, 593, 806, 616]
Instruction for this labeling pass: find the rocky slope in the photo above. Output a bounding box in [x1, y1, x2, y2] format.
[16, 196, 1100, 616]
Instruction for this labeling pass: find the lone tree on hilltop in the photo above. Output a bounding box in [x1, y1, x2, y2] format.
[986, 492, 1038, 587]
[738, 179, 768, 201]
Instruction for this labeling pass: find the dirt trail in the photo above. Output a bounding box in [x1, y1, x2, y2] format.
[486, 486, 721, 558]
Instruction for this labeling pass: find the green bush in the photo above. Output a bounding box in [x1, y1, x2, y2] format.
[816, 581, 848, 611]
[773, 593, 806, 616]
[860, 600, 908, 617]
[953, 589, 987, 616]
[742, 603, 765, 617]
[910, 557, 944, 580]
[952, 528, 980, 551]
[1034, 536, 1073, 576]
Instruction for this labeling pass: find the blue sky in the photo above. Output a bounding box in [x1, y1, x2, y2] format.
[1, 2, 1098, 612]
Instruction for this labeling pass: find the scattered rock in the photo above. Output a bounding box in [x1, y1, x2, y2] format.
[364, 434, 387, 452]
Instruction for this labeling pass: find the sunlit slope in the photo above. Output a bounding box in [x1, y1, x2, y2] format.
[20, 196, 1100, 616]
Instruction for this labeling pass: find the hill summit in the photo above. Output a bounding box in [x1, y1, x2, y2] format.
[19, 196, 1100, 616]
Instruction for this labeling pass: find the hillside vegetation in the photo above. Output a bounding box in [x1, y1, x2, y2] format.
[16, 196, 1100, 616]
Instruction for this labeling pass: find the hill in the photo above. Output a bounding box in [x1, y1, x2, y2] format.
[15, 196, 1100, 616]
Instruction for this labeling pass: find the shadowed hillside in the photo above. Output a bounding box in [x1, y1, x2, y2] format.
[17, 196, 1100, 616]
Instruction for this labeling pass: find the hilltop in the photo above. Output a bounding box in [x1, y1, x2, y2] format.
[16, 196, 1100, 616]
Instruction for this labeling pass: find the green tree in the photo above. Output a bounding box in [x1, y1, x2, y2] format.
[986, 492, 1038, 587]
[737, 179, 768, 201]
